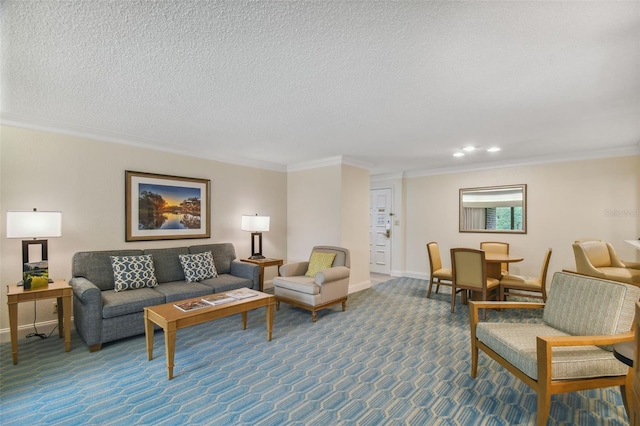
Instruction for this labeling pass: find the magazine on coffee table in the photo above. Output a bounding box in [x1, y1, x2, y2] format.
[226, 288, 258, 300]
[201, 294, 236, 305]
[174, 300, 210, 312]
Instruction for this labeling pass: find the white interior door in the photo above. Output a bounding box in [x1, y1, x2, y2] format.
[370, 188, 392, 274]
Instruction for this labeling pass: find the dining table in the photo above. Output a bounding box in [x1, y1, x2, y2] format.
[484, 252, 524, 279]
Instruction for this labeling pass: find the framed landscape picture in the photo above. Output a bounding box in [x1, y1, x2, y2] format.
[125, 171, 211, 241]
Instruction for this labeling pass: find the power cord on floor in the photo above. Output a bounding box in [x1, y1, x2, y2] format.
[25, 301, 58, 339]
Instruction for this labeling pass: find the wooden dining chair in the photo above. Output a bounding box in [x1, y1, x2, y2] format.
[426, 242, 452, 298]
[500, 248, 552, 302]
[480, 241, 510, 274]
[450, 248, 499, 318]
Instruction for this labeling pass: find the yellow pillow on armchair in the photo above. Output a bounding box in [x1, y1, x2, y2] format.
[305, 252, 337, 277]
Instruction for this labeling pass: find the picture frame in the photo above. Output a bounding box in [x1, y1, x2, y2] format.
[125, 171, 211, 241]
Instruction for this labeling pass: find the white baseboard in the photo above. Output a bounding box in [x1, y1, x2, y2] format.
[0, 319, 73, 344]
[349, 279, 371, 294]
[403, 271, 430, 280]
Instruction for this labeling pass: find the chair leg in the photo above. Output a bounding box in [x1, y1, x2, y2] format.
[536, 390, 551, 426]
[275, 301, 280, 310]
[311, 311, 317, 322]
[471, 338, 478, 378]
[451, 286, 456, 313]
[427, 278, 434, 298]
[341, 301, 347, 311]
[621, 369, 633, 421]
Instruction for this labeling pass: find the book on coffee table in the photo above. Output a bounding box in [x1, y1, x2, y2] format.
[226, 288, 258, 300]
[201, 294, 236, 305]
[174, 300, 210, 312]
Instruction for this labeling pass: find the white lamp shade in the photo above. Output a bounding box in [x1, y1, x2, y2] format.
[241, 215, 270, 232]
[6, 211, 62, 238]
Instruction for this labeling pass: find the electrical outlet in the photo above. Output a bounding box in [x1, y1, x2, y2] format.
[53, 302, 58, 315]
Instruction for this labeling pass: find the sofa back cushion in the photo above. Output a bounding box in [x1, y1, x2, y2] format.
[543, 272, 640, 340]
[144, 247, 189, 283]
[189, 243, 236, 275]
[72, 250, 143, 291]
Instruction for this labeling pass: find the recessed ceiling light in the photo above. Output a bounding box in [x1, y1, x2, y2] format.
[487, 147, 501, 152]
[462, 146, 476, 152]
[453, 152, 465, 157]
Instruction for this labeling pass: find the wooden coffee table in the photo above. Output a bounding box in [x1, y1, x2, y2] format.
[144, 289, 274, 379]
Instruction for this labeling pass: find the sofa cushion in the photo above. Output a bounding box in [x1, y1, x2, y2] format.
[144, 247, 188, 283]
[305, 252, 336, 277]
[154, 281, 213, 303]
[73, 250, 143, 291]
[179, 251, 218, 282]
[199, 274, 253, 293]
[542, 273, 640, 338]
[110, 255, 159, 292]
[101, 287, 166, 319]
[189, 243, 236, 275]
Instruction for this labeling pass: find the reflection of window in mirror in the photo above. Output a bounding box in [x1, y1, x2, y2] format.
[460, 185, 527, 234]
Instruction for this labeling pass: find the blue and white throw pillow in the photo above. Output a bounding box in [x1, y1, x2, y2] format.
[110, 254, 158, 292]
[179, 251, 218, 283]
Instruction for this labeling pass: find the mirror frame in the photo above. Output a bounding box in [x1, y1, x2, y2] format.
[459, 184, 527, 234]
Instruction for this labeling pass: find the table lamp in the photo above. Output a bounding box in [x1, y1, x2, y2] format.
[6, 209, 62, 288]
[241, 214, 270, 259]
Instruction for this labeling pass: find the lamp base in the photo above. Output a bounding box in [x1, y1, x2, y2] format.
[249, 254, 266, 260]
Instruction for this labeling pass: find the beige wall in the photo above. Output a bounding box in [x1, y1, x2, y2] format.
[287, 163, 370, 290]
[0, 126, 287, 332]
[403, 155, 640, 282]
[340, 165, 370, 289]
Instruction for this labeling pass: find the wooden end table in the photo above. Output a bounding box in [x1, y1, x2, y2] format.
[144, 289, 274, 379]
[241, 258, 283, 292]
[6, 279, 72, 365]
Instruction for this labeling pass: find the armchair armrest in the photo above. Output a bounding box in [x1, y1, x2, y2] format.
[279, 261, 309, 277]
[315, 266, 350, 285]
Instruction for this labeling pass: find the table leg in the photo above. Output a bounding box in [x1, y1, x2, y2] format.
[267, 300, 273, 341]
[165, 327, 176, 380]
[8, 301, 18, 365]
[486, 263, 503, 280]
[61, 294, 71, 352]
[258, 266, 265, 292]
[242, 311, 248, 330]
[144, 310, 154, 361]
[56, 296, 63, 338]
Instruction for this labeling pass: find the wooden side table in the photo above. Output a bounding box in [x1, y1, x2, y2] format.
[241, 258, 283, 292]
[6, 279, 72, 365]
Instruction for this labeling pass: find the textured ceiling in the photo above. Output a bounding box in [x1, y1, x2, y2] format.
[2, 1, 639, 175]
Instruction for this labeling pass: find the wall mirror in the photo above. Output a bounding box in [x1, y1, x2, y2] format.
[459, 184, 527, 234]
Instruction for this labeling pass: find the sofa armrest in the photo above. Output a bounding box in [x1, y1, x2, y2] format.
[229, 260, 260, 290]
[70, 277, 102, 303]
[69, 277, 104, 350]
[280, 261, 309, 277]
[315, 266, 350, 285]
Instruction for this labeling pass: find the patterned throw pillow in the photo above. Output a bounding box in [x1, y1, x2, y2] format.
[110, 254, 158, 292]
[305, 252, 337, 277]
[179, 251, 218, 283]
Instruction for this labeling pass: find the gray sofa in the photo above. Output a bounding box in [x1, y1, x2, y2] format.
[70, 243, 259, 352]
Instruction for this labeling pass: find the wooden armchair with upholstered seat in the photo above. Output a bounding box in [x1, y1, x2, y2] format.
[480, 241, 510, 275]
[450, 248, 499, 318]
[273, 246, 350, 322]
[426, 242, 452, 298]
[470, 271, 640, 425]
[499, 248, 552, 302]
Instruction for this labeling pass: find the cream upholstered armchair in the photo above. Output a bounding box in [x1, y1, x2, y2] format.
[470, 272, 640, 426]
[572, 240, 640, 285]
[273, 246, 350, 322]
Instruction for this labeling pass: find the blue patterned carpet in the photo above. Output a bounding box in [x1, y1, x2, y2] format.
[0, 278, 630, 425]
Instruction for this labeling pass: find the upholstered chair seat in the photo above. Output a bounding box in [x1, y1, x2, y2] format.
[500, 248, 552, 302]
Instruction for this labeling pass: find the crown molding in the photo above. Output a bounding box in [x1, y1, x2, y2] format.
[287, 155, 372, 172]
[0, 113, 287, 172]
[403, 145, 640, 178]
